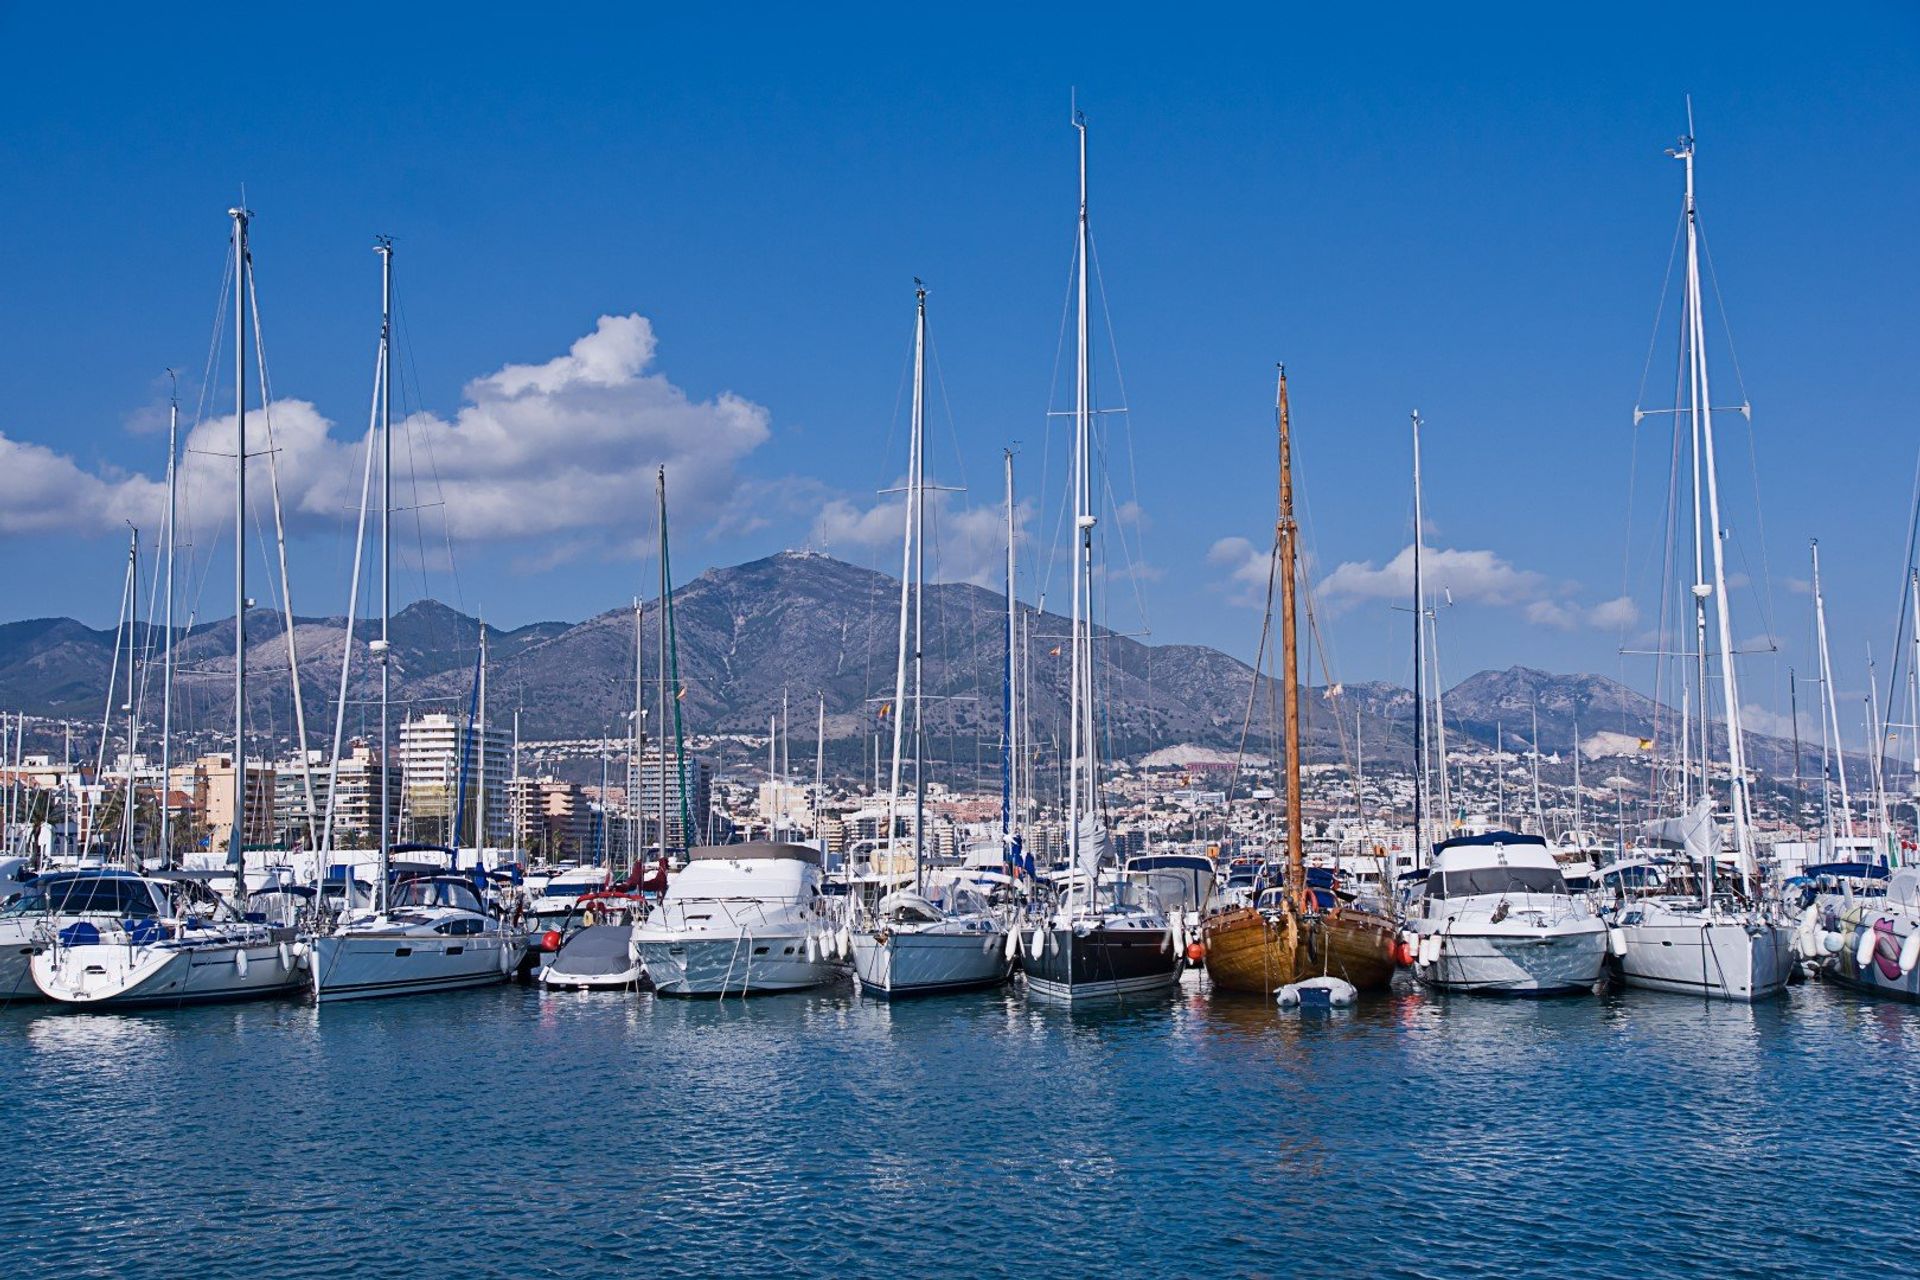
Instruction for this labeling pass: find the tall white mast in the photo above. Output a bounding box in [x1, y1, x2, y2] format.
[1677, 125, 1755, 885]
[160, 377, 178, 866]
[882, 286, 926, 879]
[228, 205, 250, 903]
[121, 528, 139, 868]
[1004, 448, 1018, 847]
[1812, 539, 1852, 838]
[1410, 412, 1428, 860]
[656, 467, 672, 854]
[476, 618, 488, 854]
[1068, 108, 1097, 912]
[375, 235, 394, 913]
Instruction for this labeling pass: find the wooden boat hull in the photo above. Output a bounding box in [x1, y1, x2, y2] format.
[1202, 906, 1397, 994]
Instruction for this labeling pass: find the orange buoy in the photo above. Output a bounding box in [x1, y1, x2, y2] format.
[1394, 940, 1416, 968]
[541, 930, 562, 953]
[1185, 941, 1206, 964]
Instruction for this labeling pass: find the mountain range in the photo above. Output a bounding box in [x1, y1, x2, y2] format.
[0, 550, 1822, 780]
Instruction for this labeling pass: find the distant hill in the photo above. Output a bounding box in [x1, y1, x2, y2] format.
[0, 551, 1823, 779]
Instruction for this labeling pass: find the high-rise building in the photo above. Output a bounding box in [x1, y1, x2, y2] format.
[398, 712, 511, 847]
[629, 749, 712, 852]
[507, 775, 596, 862]
[171, 753, 276, 852]
[332, 742, 401, 849]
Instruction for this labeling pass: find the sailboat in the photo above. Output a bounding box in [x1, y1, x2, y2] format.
[309, 237, 526, 1002]
[1199, 368, 1399, 997]
[34, 207, 304, 1007]
[1022, 111, 1181, 1003]
[847, 284, 1009, 998]
[1600, 123, 1794, 1003]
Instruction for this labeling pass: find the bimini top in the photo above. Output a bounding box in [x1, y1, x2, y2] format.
[689, 841, 822, 866]
[1434, 830, 1548, 854]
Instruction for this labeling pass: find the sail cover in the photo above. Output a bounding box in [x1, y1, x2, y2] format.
[1641, 799, 1721, 865]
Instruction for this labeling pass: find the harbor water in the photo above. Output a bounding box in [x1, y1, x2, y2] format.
[2, 976, 1910, 1278]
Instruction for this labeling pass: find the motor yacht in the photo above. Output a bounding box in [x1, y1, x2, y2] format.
[631, 842, 838, 996]
[1405, 831, 1606, 995]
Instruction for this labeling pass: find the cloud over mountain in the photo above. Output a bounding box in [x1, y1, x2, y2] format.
[0, 314, 772, 561]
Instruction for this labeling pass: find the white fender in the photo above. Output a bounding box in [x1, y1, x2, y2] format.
[278, 941, 292, 972]
[1420, 934, 1442, 966]
[837, 926, 852, 959]
[1900, 929, 1920, 977]
[233, 948, 249, 978]
[1031, 926, 1045, 956]
[805, 934, 818, 964]
[1004, 927, 1020, 961]
[1794, 905, 1820, 959]
[1821, 931, 1843, 955]
[498, 939, 515, 974]
[1857, 925, 1882, 971]
[1047, 929, 1059, 957]
[1608, 927, 1629, 958]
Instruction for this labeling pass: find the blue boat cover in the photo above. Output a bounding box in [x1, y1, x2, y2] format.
[1434, 830, 1547, 853]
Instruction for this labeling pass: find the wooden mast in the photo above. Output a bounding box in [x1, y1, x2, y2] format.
[1277, 366, 1304, 911]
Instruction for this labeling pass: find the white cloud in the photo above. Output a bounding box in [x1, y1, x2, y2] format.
[0, 315, 772, 555]
[811, 489, 1027, 589]
[1740, 703, 1800, 740]
[0, 435, 163, 534]
[1207, 535, 1272, 606]
[1318, 543, 1547, 607]
[1588, 596, 1640, 629]
[1526, 600, 1579, 630]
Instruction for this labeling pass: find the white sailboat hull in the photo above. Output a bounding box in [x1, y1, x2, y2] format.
[31, 933, 303, 1007]
[312, 929, 522, 1003]
[850, 926, 1008, 998]
[1614, 911, 1794, 1001]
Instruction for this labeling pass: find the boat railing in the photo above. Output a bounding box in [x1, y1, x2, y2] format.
[659, 894, 813, 933]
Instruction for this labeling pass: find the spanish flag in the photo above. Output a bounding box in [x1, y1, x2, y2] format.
[1637, 737, 1655, 751]
[1049, 645, 1063, 657]
[880, 702, 892, 718]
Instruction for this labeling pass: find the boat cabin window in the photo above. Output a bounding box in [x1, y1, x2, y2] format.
[1429, 866, 1567, 899]
[392, 878, 486, 914]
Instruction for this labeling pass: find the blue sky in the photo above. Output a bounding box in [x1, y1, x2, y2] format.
[1, 2, 1916, 727]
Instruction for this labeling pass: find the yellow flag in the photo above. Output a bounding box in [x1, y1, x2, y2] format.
[1637, 737, 1655, 751]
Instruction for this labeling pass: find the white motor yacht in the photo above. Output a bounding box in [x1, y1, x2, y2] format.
[525, 865, 611, 932]
[631, 842, 838, 996]
[1407, 832, 1607, 996]
[30, 872, 304, 1008]
[311, 873, 526, 1003]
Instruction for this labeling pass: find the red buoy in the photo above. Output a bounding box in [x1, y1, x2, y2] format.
[541, 930, 562, 953]
[1185, 941, 1206, 964]
[1394, 941, 1416, 968]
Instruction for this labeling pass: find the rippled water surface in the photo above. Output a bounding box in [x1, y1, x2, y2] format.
[2, 974, 1913, 1278]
